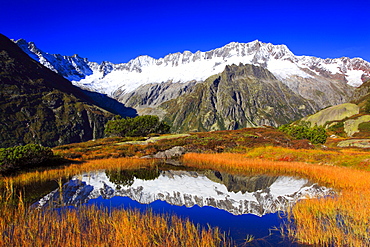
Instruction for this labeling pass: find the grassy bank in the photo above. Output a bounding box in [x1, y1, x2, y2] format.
[182, 152, 370, 246]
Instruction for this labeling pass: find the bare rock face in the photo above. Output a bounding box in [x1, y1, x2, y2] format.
[113, 80, 198, 108]
[352, 80, 370, 104]
[159, 64, 319, 132]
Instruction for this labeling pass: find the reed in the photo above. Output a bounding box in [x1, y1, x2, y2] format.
[0, 203, 227, 247]
[243, 146, 370, 169]
[182, 152, 370, 246]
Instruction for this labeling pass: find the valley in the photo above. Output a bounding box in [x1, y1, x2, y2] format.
[1, 32, 370, 246]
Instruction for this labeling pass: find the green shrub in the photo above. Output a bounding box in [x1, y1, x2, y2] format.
[105, 115, 171, 137]
[278, 122, 328, 144]
[327, 122, 346, 137]
[0, 144, 54, 172]
[365, 99, 370, 114]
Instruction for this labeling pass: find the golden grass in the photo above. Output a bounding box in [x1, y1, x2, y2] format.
[0, 157, 229, 247]
[182, 152, 370, 246]
[0, 204, 225, 247]
[244, 146, 370, 170]
[2, 145, 370, 246]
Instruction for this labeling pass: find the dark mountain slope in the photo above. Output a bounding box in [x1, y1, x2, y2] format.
[0, 33, 134, 147]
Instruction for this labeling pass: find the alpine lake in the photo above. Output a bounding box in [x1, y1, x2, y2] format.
[25, 163, 334, 246]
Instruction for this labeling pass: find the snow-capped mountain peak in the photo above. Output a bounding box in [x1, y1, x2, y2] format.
[14, 38, 94, 82]
[15, 38, 370, 104]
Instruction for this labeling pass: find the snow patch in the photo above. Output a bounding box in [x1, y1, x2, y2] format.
[346, 70, 364, 87]
[267, 59, 312, 79]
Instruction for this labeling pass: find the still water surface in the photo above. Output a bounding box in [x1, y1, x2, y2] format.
[35, 168, 333, 245]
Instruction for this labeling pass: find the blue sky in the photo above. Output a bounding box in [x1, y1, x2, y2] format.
[2, 0, 370, 63]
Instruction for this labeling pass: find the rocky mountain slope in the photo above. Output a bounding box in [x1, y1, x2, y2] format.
[16, 39, 370, 111]
[158, 64, 318, 132]
[35, 170, 333, 216]
[0, 34, 134, 148]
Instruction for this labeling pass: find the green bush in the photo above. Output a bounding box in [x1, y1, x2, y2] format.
[0, 144, 54, 172]
[105, 115, 171, 137]
[278, 122, 327, 144]
[364, 99, 370, 114]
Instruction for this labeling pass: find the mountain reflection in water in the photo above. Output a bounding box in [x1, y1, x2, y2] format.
[36, 169, 333, 216]
[34, 169, 334, 245]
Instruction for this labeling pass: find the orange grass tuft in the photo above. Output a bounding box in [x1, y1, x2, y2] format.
[0, 204, 226, 247]
[182, 152, 370, 246]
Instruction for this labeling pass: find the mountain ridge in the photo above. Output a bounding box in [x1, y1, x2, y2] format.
[15, 39, 370, 104]
[0, 34, 135, 147]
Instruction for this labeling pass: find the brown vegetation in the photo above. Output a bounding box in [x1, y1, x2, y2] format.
[53, 128, 313, 161]
[182, 152, 370, 246]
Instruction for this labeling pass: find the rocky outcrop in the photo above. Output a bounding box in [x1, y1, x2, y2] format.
[303, 103, 360, 127]
[158, 64, 319, 132]
[337, 139, 370, 148]
[149, 146, 186, 159]
[343, 115, 370, 137]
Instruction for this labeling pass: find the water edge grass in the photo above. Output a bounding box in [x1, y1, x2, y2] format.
[1, 148, 370, 246]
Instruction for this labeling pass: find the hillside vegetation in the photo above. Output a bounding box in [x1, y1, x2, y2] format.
[0, 34, 136, 148]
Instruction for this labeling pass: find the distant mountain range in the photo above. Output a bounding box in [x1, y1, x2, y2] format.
[14, 38, 370, 131]
[1, 34, 368, 145]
